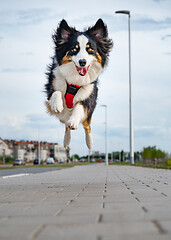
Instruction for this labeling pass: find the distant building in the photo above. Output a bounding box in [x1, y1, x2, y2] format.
[91, 151, 105, 159]
[0, 138, 67, 162]
[0, 137, 13, 157]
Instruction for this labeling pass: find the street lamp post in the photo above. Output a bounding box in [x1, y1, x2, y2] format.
[115, 10, 134, 164]
[101, 105, 108, 165]
[38, 126, 41, 165]
[38, 140, 41, 164]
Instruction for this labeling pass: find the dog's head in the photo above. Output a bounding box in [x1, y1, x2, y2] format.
[52, 19, 113, 85]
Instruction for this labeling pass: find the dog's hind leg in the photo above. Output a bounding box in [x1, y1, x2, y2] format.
[64, 125, 71, 149]
[82, 120, 93, 149]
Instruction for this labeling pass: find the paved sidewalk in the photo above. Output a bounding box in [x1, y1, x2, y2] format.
[0, 164, 171, 240]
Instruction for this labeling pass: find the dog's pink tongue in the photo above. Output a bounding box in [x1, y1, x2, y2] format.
[79, 67, 87, 76]
[76, 65, 89, 76]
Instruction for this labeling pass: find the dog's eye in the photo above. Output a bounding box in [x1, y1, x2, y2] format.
[69, 48, 78, 55]
[86, 43, 94, 53]
[87, 47, 94, 53]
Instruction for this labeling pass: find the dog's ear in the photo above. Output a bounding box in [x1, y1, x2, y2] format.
[53, 19, 75, 45]
[89, 19, 108, 41]
[58, 19, 72, 42]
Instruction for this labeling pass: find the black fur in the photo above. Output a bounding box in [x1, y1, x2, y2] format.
[45, 57, 56, 100]
[85, 19, 113, 67]
[45, 19, 113, 101]
[81, 81, 98, 124]
[45, 19, 113, 148]
[52, 20, 78, 65]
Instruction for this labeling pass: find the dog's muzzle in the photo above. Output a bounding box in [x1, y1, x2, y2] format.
[75, 64, 90, 76]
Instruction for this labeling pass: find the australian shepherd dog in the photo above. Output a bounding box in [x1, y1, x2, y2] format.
[45, 19, 113, 150]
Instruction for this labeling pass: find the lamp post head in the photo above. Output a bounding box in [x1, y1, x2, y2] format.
[115, 10, 130, 16]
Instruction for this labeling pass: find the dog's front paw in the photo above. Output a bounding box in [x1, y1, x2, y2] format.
[50, 91, 63, 113]
[67, 117, 79, 130]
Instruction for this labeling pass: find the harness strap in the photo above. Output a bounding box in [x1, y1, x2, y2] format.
[65, 82, 81, 108]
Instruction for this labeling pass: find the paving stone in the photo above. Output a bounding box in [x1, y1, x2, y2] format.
[35, 221, 158, 240]
[0, 164, 171, 240]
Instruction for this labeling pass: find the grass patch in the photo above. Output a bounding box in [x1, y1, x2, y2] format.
[109, 161, 171, 169]
[0, 162, 92, 170]
[1, 161, 170, 170]
[134, 161, 171, 169]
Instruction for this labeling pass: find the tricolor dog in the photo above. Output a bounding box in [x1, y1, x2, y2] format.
[45, 19, 113, 149]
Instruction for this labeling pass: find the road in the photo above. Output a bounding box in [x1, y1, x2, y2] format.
[0, 164, 171, 240]
[0, 166, 62, 177]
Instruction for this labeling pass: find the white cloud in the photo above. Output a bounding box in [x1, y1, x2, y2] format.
[0, 115, 27, 130]
[0, 0, 171, 156]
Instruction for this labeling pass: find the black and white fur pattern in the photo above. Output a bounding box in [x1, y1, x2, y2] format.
[45, 19, 113, 149]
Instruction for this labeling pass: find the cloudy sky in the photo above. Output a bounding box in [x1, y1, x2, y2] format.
[0, 0, 171, 156]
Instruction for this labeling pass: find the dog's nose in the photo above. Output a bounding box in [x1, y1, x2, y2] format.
[79, 59, 86, 67]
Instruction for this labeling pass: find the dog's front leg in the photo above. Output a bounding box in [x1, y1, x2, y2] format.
[67, 103, 84, 130]
[82, 120, 93, 149]
[50, 91, 63, 113]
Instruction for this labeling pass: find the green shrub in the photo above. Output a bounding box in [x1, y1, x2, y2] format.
[142, 146, 166, 159]
[166, 158, 171, 166]
[0, 155, 14, 164]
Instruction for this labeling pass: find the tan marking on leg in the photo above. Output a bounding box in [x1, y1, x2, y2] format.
[60, 120, 66, 124]
[65, 125, 69, 133]
[45, 101, 55, 116]
[75, 102, 82, 106]
[83, 117, 93, 149]
[82, 119, 91, 133]
[81, 105, 91, 133]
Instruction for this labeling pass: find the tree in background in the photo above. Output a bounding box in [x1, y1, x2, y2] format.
[0, 155, 14, 164]
[142, 146, 166, 159]
[71, 154, 80, 161]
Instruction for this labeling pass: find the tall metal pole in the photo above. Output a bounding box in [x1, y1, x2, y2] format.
[88, 149, 90, 162]
[101, 105, 108, 165]
[38, 126, 41, 164]
[115, 10, 134, 164]
[128, 14, 134, 164]
[38, 141, 41, 164]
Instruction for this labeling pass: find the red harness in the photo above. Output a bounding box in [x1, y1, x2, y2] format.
[65, 82, 80, 108]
